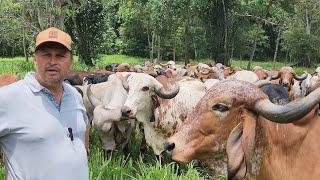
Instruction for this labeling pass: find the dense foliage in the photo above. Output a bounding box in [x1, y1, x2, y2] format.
[1, 0, 320, 67]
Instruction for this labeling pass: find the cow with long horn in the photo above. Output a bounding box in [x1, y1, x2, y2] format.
[166, 80, 320, 179]
[121, 72, 208, 155]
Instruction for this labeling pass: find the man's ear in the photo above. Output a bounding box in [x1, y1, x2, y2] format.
[226, 109, 257, 180]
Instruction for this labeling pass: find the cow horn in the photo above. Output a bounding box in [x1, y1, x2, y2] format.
[200, 71, 210, 75]
[155, 83, 180, 99]
[254, 80, 270, 88]
[217, 70, 226, 80]
[265, 71, 272, 81]
[122, 73, 131, 91]
[294, 73, 308, 81]
[272, 72, 280, 80]
[87, 84, 102, 107]
[253, 87, 320, 123]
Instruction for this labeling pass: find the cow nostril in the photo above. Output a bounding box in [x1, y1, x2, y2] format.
[121, 108, 132, 117]
[166, 143, 175, 152]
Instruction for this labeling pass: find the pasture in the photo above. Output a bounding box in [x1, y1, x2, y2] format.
[0, 55, 313, 180]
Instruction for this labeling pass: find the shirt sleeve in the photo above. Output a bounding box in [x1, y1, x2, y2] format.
[0, 91, 11, 137]
[82, 111, 89, 125]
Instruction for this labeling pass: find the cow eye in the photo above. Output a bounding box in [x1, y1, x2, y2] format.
[142, 86, 149, 91]
[212, 103, 229, 112]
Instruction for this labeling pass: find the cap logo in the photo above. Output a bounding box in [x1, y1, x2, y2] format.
[49, 31, 58, 39]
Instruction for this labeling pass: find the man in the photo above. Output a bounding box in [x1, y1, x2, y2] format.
[0, 27, 89, 180]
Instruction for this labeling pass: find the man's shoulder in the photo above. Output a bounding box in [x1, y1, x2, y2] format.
[0, 80, 26, 96]
[0, 80, 27, 108]
[64, 83, 83, 104]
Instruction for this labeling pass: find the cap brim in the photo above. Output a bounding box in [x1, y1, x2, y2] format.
[35, 40, 71, 51]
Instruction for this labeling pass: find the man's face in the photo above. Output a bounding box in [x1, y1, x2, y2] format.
[34, 42, 72, 88]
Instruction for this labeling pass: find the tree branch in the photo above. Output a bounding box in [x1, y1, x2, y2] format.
[232, 11, 279, 27]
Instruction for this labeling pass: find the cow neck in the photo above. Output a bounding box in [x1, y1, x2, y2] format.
[252, 107, 320, 179]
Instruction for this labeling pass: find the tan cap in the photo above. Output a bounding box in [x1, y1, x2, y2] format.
[35, 27, 72, 51]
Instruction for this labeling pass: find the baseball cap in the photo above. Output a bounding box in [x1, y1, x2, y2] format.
[35, 27, 72, 51]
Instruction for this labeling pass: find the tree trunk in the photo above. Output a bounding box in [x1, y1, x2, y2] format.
[184, 19, 190, 66]
[147, 28, 151, 60]
[173, 37, 176, 61]
[306, 8, 311, 35]
[231, 41, 234, 59]
[192, 27, 197, 60]
[52, 0, 67, 29]
[247, 32, 258, 70]
[151, 33, 155, 62]
[22, 26, 28, 62]
[222, 0, 228, 54]
[157, 35, 161, 62]
[285, 51, 288, 66]
[273, 26, 282, 69]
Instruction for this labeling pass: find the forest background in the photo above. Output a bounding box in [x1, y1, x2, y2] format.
[1, 0, 320, 69]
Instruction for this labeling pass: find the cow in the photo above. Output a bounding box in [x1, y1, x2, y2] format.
[203, 79, 220, 89]
[0, 73, 20, 87]
[154, 65, 165, 76]
[166, 80, 320, 179]
[120, 73, 207, 155]
[196, 63, 215, 81]
[227, 70, 260, 83]
[78, 73, 135, 157]
[260, 84, 290, 105]
[272, 67, 307, 99]
[105, 64, 118, 72]
[184, 65, 198, 78]
[83, 74, 109, 85]
[64, 71, 96, 85]
[160, 61, 177, 70]
[253, 66, 271, 80]
[214, 63, 234, 78]
[301, 73, 320, 97]
[117, 63, 132, 72]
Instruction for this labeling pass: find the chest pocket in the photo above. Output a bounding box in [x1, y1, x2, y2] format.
[61, 105, 87, 141]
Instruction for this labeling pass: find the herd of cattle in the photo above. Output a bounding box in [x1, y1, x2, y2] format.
[2, 60, 320, 179]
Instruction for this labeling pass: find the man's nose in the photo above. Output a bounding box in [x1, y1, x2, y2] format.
[49, 56, 59, 64]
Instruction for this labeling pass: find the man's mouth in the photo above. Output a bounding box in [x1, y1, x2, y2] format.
[46, 67, 60, 73]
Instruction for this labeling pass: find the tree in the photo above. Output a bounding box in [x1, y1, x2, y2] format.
[73, 0, 106, 66]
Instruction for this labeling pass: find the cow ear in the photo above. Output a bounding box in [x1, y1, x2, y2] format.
[226, 109, 256, 180]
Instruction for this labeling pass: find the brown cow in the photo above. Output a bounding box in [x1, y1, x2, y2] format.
[167, 80, 320, 179]
[272, 67, 307, 100]
[272, 66, 307, 89]
[0, 73, 20, 87]
[253, 66, 271, 80]
[117, 63, 132, 72]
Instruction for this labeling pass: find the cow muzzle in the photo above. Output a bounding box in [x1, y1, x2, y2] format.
[121, 106, 135, 118]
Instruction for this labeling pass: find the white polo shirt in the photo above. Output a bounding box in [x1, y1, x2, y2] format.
[0, 72, 89, 180]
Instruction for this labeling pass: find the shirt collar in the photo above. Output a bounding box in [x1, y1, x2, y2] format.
[24, 72, 72, 95]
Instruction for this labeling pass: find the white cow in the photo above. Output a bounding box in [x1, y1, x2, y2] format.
[301, 74, 320, 96]
[227, 70, 259, 83]
[121, 73, 207, 155]
[80, 73, 135, 154]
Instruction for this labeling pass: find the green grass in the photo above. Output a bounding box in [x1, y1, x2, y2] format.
[0, 54, 316, 180]
[95, 55, 145, 69]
